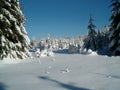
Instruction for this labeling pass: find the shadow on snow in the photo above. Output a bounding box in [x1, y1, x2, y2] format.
[94, 73, 120, 79]
[53, 49, 69, 54]
[0, 82, 8, 90]
[53, 49, 112, 57]
[38, 76, 91, 90]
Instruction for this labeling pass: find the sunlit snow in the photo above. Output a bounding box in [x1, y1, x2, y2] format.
[0, 53, 120, 90]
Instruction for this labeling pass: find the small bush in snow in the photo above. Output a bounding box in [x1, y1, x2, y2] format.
[35, 48, 54, 57]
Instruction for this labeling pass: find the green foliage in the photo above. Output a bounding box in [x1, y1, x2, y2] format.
[0, 0, 5, 7]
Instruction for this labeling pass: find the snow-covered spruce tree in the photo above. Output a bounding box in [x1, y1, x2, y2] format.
[109, 0, 120, 55]
[83, 16, 97, 51]
[0, 0, 31, 59]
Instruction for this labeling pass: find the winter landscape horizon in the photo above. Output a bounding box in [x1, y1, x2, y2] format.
[0, 0, 120, 90]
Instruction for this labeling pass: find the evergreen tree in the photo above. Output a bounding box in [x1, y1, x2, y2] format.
[83, 16, 97, 51]
[97, 26, 110, 50]
[109, 0, 120, 55]
[0, 0, 31, 59]
[96, 30, 103, 50]
[95, 26, 111, 55]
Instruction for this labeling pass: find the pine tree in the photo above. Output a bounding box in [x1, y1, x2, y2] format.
[109, 0, 120, 55]
[83, 16, 97, 51]
[97, 26, 110, 50]
[0, 0, 31, 59]
[96, 30, 103, 50]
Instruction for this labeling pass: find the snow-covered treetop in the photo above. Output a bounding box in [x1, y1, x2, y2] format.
[88, 16, 96, 31]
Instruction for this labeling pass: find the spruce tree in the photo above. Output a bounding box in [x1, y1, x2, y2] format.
[0, 0, 31, 59]
[109, 0, 120, 55]
[83, 16, 97, 51]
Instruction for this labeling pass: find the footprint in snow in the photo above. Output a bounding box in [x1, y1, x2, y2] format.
[62, 67, 70, 74]
[106, 75, 112, 78]
[45, 71, 50, 74]
[48, 66, 52, 69]
[51, 58, 55, 62]
[38, 59, 41, 64]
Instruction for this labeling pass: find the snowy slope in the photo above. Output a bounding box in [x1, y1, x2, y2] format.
[0, 54, 120, 90]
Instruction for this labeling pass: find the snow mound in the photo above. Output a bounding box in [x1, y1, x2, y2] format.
[0, 58, 22, 64]
[89, 51, 98, 56]
[35, 49, 41, 57]
[80, 48, 98, 55]
[35, 49, 54, 57]
[62, 67, 70, 74]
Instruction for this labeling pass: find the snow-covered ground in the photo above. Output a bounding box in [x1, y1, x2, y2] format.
[0, 54, 120, 90]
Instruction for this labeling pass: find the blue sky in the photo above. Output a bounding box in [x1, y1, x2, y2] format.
[20, 0, 111, 39]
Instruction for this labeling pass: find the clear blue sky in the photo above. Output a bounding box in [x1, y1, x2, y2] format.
[20, 0, 111, 39]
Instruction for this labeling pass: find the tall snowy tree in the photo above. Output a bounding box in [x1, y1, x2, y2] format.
[109, 0, 120, 55]
[83, 16, 97, 51]
[0, 0, 31, 59]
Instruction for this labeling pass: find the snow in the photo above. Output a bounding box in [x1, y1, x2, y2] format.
[8, 0, 11, 2]
[22, 31, 31, 46]
[0, 54, 120, 90]
[0, 14, 4, 19]
[68, 44, 78, 53]
[8, 28, 13, 34]
[0, 58, 22, 64]
[35, 49, 41, 57]
[21, 24, 27, 34]
[15, 42, 22, 48]
[35, 49, 54, 57]
[1, 35, 6, 47]
[2, 8, 16, 21]
[15, 24, 22, 35]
